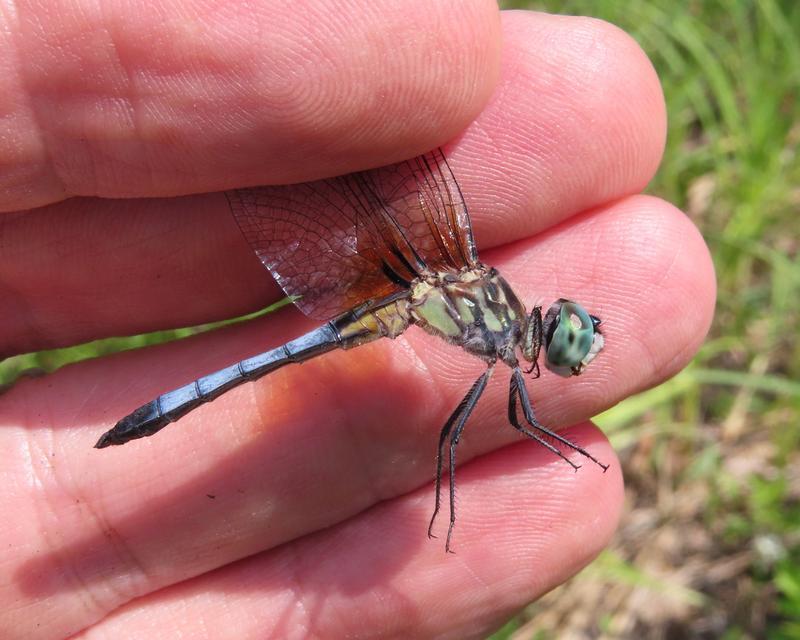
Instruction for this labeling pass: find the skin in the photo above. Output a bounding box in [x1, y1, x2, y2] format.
[0, 2, 716, 639]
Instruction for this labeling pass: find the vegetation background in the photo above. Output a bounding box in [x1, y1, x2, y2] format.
[1, 1, 797, 638]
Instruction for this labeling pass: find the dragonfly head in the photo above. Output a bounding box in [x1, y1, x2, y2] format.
[542, 299, 603, 377]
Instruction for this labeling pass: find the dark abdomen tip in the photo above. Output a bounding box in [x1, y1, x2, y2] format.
[95, 400, 170, 448]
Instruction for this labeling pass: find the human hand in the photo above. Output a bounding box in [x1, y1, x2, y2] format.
[0, 2, 714, 638]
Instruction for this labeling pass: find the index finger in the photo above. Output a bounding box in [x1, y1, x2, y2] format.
[1, 0, 501, 210]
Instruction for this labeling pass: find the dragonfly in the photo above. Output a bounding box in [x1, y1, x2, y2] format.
[95, 148, 607, 551]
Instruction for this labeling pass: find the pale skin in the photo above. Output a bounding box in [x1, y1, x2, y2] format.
[0, 2, 716, 639]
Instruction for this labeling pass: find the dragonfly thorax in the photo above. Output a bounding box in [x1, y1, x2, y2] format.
[409, 266, 528, 367]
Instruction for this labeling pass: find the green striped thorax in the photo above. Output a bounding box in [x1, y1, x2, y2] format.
[542, 299, 604, 377]
[408, 267, 528, 366]
[407, 267, 603, 375]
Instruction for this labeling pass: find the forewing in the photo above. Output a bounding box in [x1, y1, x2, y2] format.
[227, 149, 477, 320]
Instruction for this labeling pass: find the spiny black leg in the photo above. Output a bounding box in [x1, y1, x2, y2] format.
[427, 365, 494, 551]
[428, 401, 465, 539]
[428, 369, 492, 539]
[508, 373, 581, 470]
[524, 306, 543, 377]
[509, 368, 609, 471]
[445, 365, 493, 553]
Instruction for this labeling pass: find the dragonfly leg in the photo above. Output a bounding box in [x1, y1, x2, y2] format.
[427, 407, 459, 540]
[523, 305, 543, 377]
[508, 367, 608, 471]
[427, 364, 494, 552]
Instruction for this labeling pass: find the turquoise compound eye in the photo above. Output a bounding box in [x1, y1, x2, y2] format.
[543, 300, 603, 377]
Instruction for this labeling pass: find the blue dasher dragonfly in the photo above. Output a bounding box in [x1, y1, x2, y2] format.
[95, 149, 607, 551]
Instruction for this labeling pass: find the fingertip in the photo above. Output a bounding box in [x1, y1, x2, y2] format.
[455, 11, 667, 245]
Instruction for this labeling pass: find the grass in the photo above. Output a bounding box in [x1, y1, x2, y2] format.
[2, 1, 798, 638]
[494, 1, 800, 638]
[0, 298, 294, 392]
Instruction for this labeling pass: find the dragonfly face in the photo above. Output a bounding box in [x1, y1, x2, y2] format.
[541, 299, 604, 377]
[97, 148, 608, 552]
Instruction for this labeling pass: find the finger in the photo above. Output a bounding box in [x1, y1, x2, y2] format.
[0, 196, 273, 357]
[2, 195, 714, 635]
[453, 11, 666, 248]
[1, 0, 501, 210]
[82, 427, 622, 639]
[2, 12, 666, 355]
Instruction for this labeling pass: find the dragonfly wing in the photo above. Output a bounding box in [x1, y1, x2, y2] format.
[227, 148, 477, 320]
